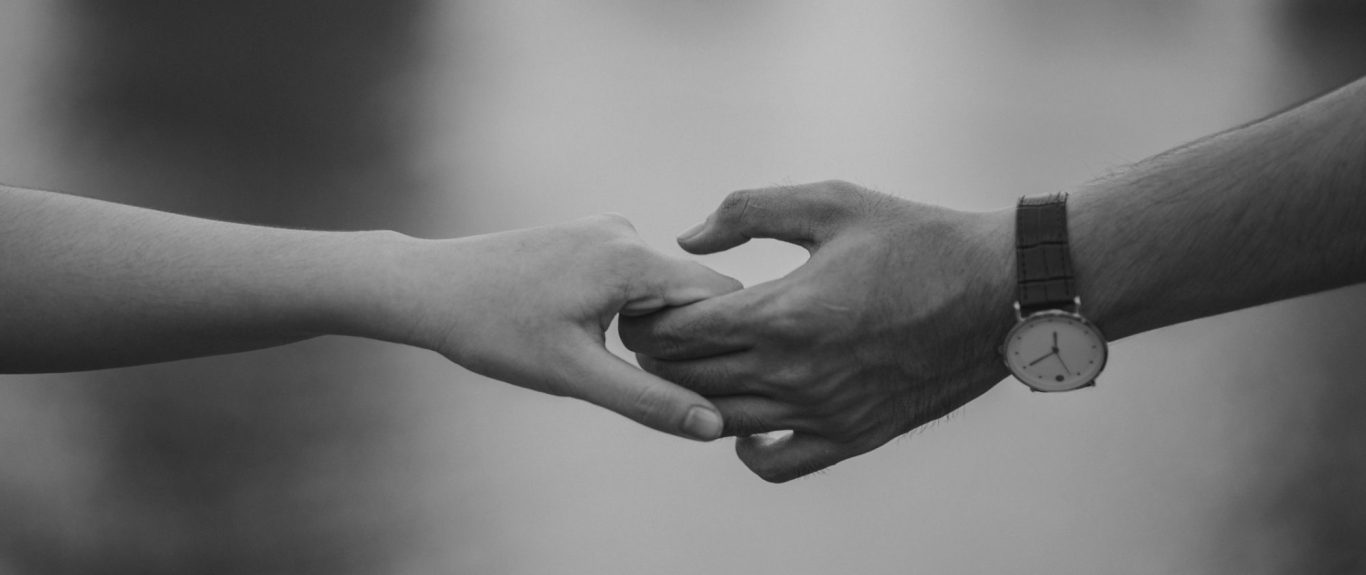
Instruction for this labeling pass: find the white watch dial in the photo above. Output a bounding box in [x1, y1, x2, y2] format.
[1003, 311, 1107, 392]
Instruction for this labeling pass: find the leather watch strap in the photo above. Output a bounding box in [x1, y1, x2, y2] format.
[1016, 193, 1077, 315]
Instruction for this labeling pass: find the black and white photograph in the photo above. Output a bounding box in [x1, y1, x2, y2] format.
[0, 1, 1363, 573]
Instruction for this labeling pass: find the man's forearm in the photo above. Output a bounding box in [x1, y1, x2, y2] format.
[1068, 77, 1366, 340]
[0, 186, 403, 372]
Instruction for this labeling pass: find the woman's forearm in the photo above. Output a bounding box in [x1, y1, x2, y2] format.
[0, 185, 401, 372]
[0, 186, 734, 439]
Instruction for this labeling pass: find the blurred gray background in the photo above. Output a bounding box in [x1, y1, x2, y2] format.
[1, 1, 1364, 573]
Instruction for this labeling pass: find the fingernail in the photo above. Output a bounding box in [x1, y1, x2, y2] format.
[676, 220, 707, 242]
[682, 406, 723, 441]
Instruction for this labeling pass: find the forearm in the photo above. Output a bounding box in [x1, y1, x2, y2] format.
[0, 186, 405, 372]
[1068, 77, 1366, 340]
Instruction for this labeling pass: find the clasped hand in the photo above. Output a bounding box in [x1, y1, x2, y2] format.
[621, 181, 1016, 482]
[405, 182, 1014, 483]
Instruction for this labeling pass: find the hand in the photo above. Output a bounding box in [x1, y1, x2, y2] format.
[620, 181, 1017, 481]
[385, 214, 741, 441]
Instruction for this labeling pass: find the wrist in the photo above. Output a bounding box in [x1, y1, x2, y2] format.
[969, 207, 1021, 353]
[315, 229, 430, 344]
[890, 205, 1015, 385]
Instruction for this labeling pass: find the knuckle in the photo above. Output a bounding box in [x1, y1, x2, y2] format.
[761, 362, 815, 394]
[760, 287, 836, 342]
[597, 237, 655, 285]
[591, 212, 636, 231]
[604, 235, 653, 263]
[652, 315, 719, 357]
[574, 214, 640, 247]
[562, 215, 636, 255]
[860, 190, 903, 217]
[717, 189, 756, 223]
[813, 180, 862, 207]
[818, 179, 857, 194]
[813, 179, 898, 216]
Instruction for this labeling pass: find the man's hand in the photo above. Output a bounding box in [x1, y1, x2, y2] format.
[387, 214, 741, 441]
[620, 181, 1017, 481]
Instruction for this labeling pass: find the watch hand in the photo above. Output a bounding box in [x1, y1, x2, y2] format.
[1052, 331, 1058, 350]
[1054, 352, 1072, 375]
[1028, 351, 1055, 367]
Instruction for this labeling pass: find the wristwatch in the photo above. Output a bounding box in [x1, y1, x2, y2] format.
[1000, 193, 1108, 392]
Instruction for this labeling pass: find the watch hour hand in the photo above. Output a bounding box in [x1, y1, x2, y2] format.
[1028, 351, 1054, 367]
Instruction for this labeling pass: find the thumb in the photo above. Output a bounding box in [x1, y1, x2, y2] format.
[676, 181, 860, 254]
[564, 343, 725, 441]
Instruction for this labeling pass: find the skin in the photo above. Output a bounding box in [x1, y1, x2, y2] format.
[0, 187, 739, 441]
[621, 75, 1366, 482]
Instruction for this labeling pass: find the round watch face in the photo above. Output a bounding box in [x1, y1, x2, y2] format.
[1002, 310, 1108, 392]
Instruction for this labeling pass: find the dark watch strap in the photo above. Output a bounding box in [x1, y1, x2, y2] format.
[1016, 193, 1077, 315]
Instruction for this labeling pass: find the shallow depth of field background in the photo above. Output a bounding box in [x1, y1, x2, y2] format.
[1, 1, 1365, 574]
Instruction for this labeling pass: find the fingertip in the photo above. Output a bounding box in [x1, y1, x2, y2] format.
[676, 219, 708, 243]
[678, 230, 748, 255]
[681, 405, 724, 441]
[722, 274, 744, 293]
[735, 434, 798, 483]
[735, 432, 841, 483]
[676, 235, 707, 254]
[677, 215, 749, 255]
[570, 349, 725, 442]
[690, 262, 743, 296]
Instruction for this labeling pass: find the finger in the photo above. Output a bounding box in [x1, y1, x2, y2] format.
[635, 353, 766, 396]
[621, 256, 743, 317]
[675, 181, 862, 254]
[562, 342, 724, 442]
[735, 431, 875, 483]
[619, 291, 758, 360]
[710, 395, 805, 437]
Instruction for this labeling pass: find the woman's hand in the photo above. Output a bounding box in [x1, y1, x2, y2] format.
[379, 214, 741, 441]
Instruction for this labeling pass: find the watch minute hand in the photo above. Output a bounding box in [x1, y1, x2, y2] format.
[1055, 353, 1072, 374]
